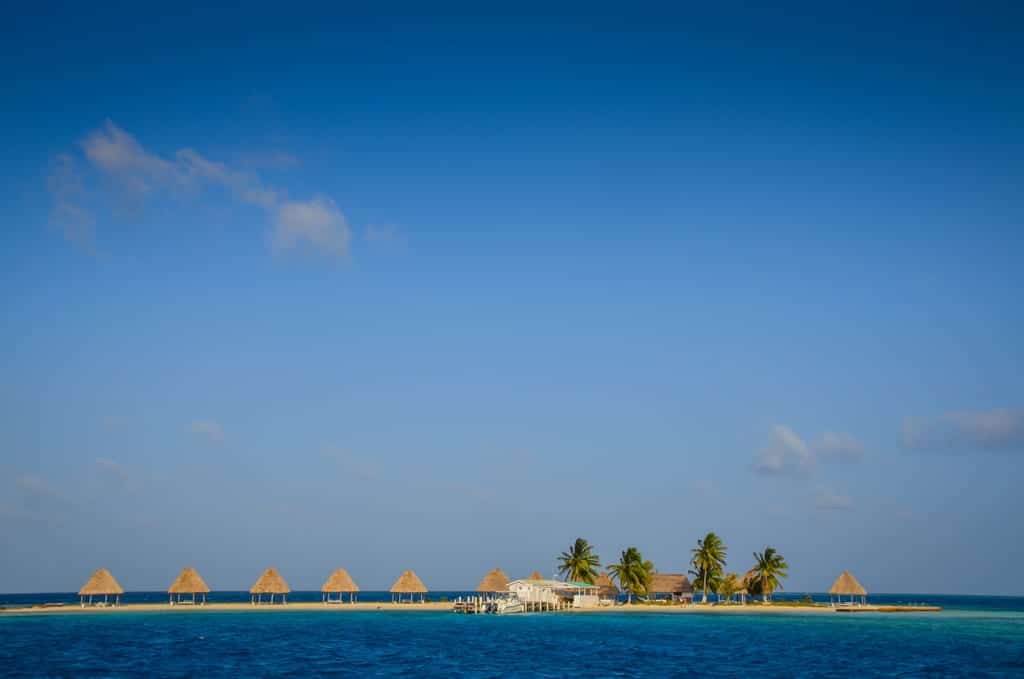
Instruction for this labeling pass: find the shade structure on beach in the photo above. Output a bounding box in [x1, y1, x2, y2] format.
[594, 572, 619, 600]
[476, 568, 510, 593]
[828, 570, 867, 605]
[250, 567, 291, 605]
[527, 571, 544, 581]
[168, 567, 210, 606]
[390, 570, 428, 603]
[321, 567, 360, 604]
[647, 574, 693, 603]
[78, 568, 124, 607]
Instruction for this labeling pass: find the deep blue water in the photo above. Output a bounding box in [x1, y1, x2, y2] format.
[2, 596, 1023, 677]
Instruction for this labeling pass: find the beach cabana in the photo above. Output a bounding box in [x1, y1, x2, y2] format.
[322, 567, 359, 604]
[78, 568, 124, 607]
[594, 572, 619, 603]
[390, 570, 428, 603]
[250, 567, 290, 605]
[829, 570, 867, 606]
[168, 567, 210, 606]
[476, 567, 510, 594]
[647, 573, 693, 604]
[527, 571, 544, 580]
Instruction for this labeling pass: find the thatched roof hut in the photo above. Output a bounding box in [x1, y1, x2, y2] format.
[648, 573, 693, 602]
[593, 573, 614, 602]
[476, 567, 510, 593]
[168, 567, 210, 605]
[829, 570, 867, 604]
[321, 567, 360, 603]
[78, 568, 124, 606]
[390, 570, 428, 603]
[250, 567, 290, 605]
[594, 572, 619, 599]
[527, 571, 544, 580]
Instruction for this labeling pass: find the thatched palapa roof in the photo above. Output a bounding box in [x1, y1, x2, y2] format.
[828, 570, 867, 596]
[168, 567, 210, 594]
[250, 567, 291, 594]
[477, 567, 510, 592]
[648, 573, 692, 595]
[390, 570, 427, 593]
[79, 568, 124, 596]
[527, 571, 544, 580]
[322, 567, 359, 593]
[594, 572, 619, 597]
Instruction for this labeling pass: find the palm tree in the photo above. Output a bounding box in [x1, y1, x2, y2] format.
[750, 547, 788, 602]
[607, 547, 653, 604]
[689, 532, 727, 604]
[717, 572, 741, 604]
[557, 537, 601, 584]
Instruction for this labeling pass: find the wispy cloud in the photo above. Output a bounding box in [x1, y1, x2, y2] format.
[364, 224, 404, 245]
[814, 489, 852, 511]
[272, 196, 350, 257]
[813, 431, 865, 461]
[51, 120, 351, 257]
[321, 445, 380, 481]
[15, 474, 60, 500]
[187, 420, 224, 442]
[753, 425, 814, 476]
[903, 408, 1024, 452]
[754, 426, 865, 476]
[96, 457, 129, 482]
[47, 154, 95, 248]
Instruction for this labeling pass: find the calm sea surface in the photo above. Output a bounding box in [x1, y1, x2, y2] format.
[1, 594, 1022, 677]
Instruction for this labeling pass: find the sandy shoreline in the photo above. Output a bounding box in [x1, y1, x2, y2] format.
[0, 602, 938, 616]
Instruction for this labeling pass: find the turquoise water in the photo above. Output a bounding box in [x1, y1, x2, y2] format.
[2, 598, 1023, 676]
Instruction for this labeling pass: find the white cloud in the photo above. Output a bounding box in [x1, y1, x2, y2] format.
[814, 489, 852, 511]
[272, 196, 350, 257]
[755, 426, 866, 477]
[47, 153, 95, 247]
[364, 224, 403, 245]
[15, 474, 59, 500]
[81, 120, 177, 195]
[52, 120, 352, 257]
[187, 420, 224, 442]
[903, 408, 1024, 452]
[813, 432, 864, 461]
[96, 457, 129, 481]
[754, 425, 814, 476]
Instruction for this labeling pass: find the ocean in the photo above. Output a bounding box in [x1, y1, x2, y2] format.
[1, 594, 1022, 677]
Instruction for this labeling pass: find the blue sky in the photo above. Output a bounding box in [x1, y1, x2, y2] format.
[1, 2, 1023, 594]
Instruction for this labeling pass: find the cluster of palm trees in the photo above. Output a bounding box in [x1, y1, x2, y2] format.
[556, 535, 789, 604]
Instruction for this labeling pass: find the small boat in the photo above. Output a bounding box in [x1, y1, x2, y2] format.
[495, 597, 525, 615]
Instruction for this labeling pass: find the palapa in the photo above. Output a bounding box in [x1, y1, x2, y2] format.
[321, 567, 360, 604]
[78, 568, 124, 607]
[390, 570, 428, 603]
[476, 567, 510, 593]
[594, 572, 619, 599]
[168, 567, 210, 606]
[829, 570, 867, 605]
[250, 567, 290, 605]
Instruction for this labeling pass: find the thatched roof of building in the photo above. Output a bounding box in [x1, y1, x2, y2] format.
[594, 572, 619, 596]
[828, 570, 867, 596]
[78, 568, 124, 596]
[527, 571, 544, 580]
[322, 567, 359, 593]
[250, 567, 290, 594]
[648, 573, 693, 595]
[476, 567, 510, 593]
[168, 567, 210, 594]
[390, 570, 427, 593]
